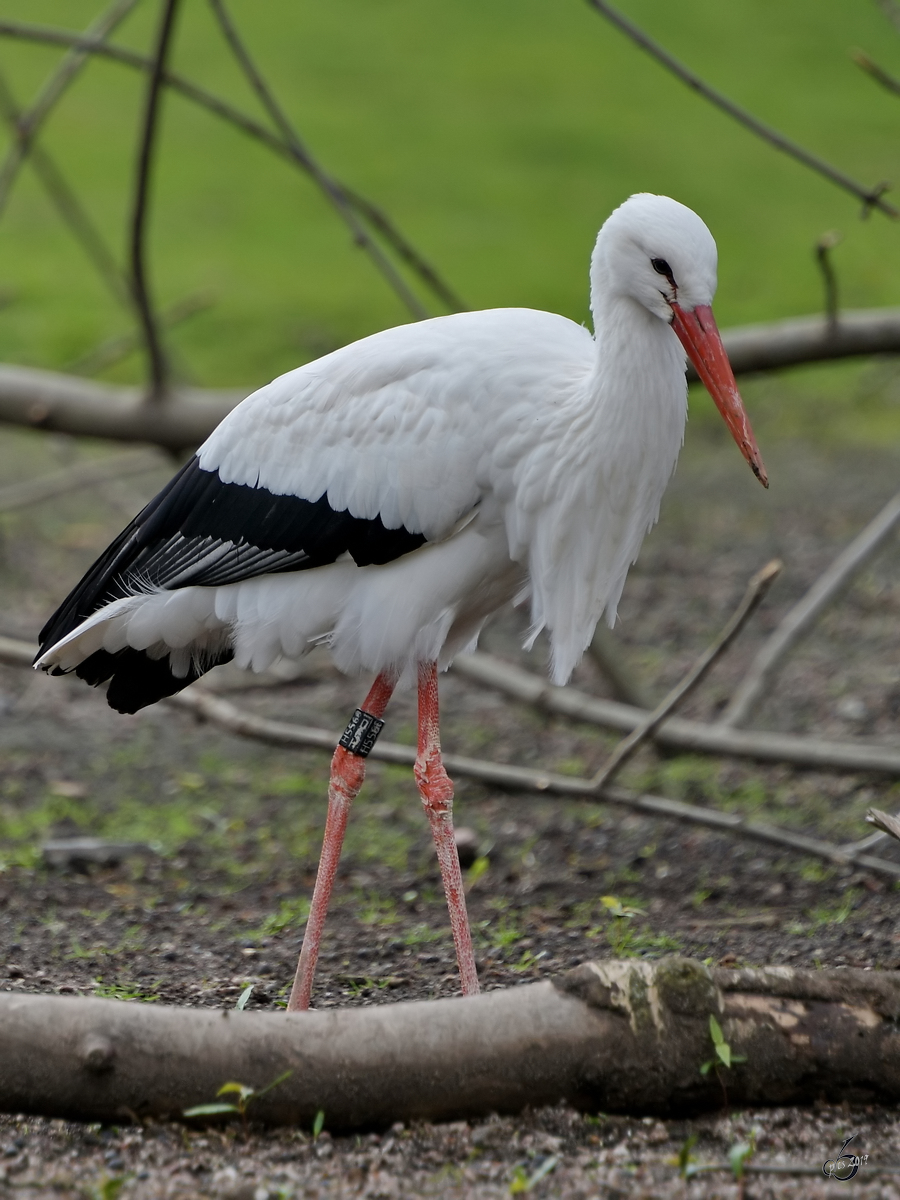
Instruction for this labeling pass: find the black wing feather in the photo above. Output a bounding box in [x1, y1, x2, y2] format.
[37, 456, 427, 710]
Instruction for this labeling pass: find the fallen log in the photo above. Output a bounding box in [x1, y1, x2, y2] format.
[2, 958, 899, 1129]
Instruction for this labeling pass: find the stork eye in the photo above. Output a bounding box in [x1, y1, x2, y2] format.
[651, 258, 673, 278]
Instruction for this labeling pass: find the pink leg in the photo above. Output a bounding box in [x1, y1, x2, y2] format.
[287, 671, 396, 1012]
[415, 661, 479, 997]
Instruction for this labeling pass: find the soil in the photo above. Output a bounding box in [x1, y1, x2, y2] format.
[1, 421, 900, 1197]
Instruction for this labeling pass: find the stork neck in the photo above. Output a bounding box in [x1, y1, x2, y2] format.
[589, 289, 685, 404]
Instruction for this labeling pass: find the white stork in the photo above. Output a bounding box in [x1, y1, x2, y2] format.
[35, 193, 766, 1011]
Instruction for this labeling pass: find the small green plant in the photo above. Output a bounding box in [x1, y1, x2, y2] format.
[93, 979, 158, 1003]
[251, 896, 311, 939]
[676, 1134, 699, 1178]
[183, 1069, 292, 1129]
[700, 1015, 746, 1075]
[512, 949, 547, 973]
[312, 1109, 325, 1140]
[700, 1014, 747, 1109]
[508, 1154, 558, 1193]
[465, 855, 490, 888]
[88, 1177, 129, 1200]
[729, 1136, 755, 1181]
[402, 922, 447, 947]
[235, 984, 254, 1010]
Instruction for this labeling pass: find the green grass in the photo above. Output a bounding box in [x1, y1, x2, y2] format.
[0, 0, 895, 408]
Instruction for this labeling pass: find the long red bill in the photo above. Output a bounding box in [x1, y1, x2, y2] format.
[671, 302, 768, 488]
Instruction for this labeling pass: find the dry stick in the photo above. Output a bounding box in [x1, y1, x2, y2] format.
[0, 0, 141, 220]
[584, 0, 898, 219]
[206, 0, 428, 322]
[719, 488, 900, 728]
[588, 623, 655, 710]
[589, 561, 782, 792]
[854, 50, 900, 98]
[0, 20, 464, 316]
[452, 651, 900, 777]
[340, 185, 467, 313]
[0, 450, 162, 514]
[0, 634, 896, 877]
[66, 291, 213, 376]
[815, 231, 841, 334]
[866, 807, 900, 843]
[130, 0, 182, 403]
[0, 70, 131, 307]
[875, 0, 900, 35]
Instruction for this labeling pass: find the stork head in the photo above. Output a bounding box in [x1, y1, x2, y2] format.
[592, 193, 767, 488]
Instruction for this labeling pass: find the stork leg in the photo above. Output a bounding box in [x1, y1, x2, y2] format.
[287, 671, 396, 1012]
[415, 660, 479, 996]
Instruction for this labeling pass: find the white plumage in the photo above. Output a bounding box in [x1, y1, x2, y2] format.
[38, 193, 763, 698]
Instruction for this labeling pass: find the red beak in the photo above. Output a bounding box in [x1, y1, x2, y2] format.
[671, 303, 768, 488]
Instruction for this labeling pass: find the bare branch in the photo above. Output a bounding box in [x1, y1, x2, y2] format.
[452, 651, 900, 777]
[588, 623, 654, 709]
[0, 0, 141, 218]
[0, 449, 162, 513]
[207, 0, 429, 322]
[130, 0, 181, 401]
[0, 18, 464, 316]
[719, 488, 900, 728]
[340, 185, 467, 313]
[66, 291, 213, 376]
[815, 231, 841, 333]
[854, 50, 900, 97]
[1, 634, 898, 875]
[590, 560, 781, 790]
[874, 0, 900, 35]
[0, 70, 131, 307]
[584, 0, 898, 219]
[866, 807, 900, 843]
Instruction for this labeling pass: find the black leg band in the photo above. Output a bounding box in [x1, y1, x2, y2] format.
[339, 709, 385, 758]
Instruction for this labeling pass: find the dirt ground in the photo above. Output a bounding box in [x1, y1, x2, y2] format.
[2, 415, 900, 1197]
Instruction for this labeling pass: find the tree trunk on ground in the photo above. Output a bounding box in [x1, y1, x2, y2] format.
[2, 958, 899, 1130]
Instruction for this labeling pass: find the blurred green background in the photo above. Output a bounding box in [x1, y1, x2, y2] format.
[0, 0, 896, 430]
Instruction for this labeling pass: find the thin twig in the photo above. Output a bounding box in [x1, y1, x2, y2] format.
[815, 231, 841, 333]
[0, 0, 141, 219]
[719, 488, 900, 728]
[590, 561, 781, 790]
[875, 0, 900, 35]
[588, 623, 654, 710]
[66, 292, 213, 376]
[0, 70, 131, 306]
[866, 807, 900, 843]
[130, 0, 181, 402]
[584, 0, 898, 219]
[340, 185, 467, 313]
[0, 19, 465, 316]
[0, 450, 161, 514]
[0, 634, 897, 876]
[206, 0, 428, 321]
[452, 651, 900, 777]
[854, 50, 900, 97]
